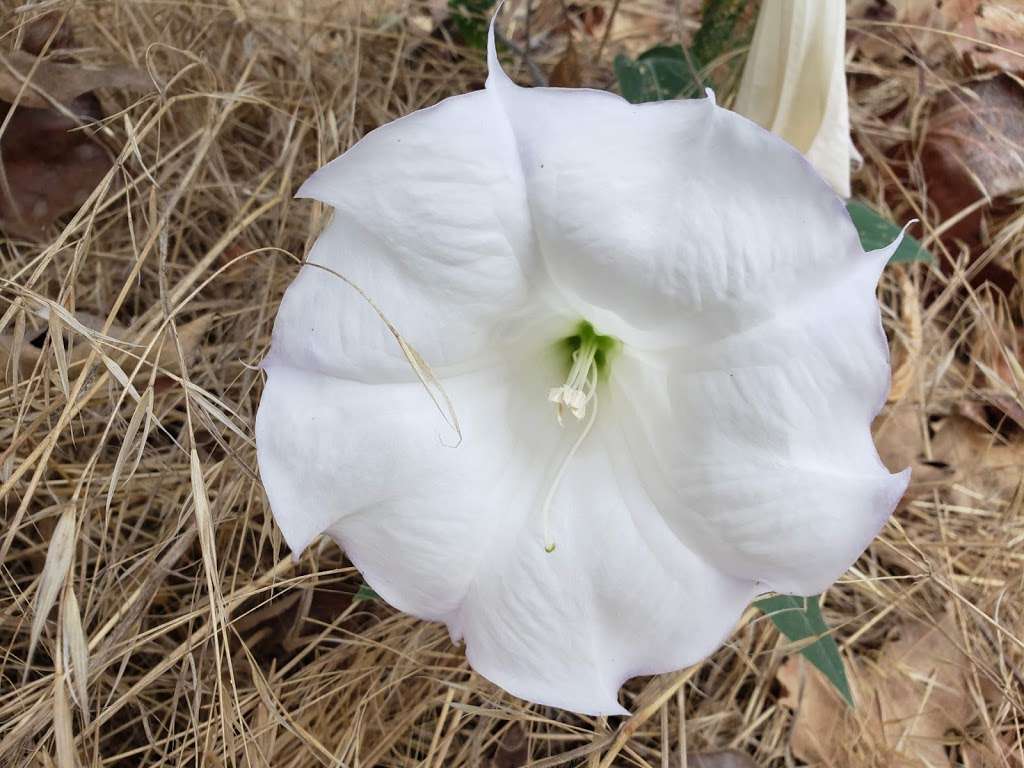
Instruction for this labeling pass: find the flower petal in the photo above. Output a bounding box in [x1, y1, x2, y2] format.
[256, 351, 563, 566]
[269, 87, 544, 382]
[610, 241, 908, 596]
[451, 424, 756, 715]
[734, 0, 853, 197]
[257, 353, 754, 715]
[484, 32, 859, 349]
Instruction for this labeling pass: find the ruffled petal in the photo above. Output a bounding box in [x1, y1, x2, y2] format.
[453, 422, 756, 715]
[483, 27, 861, 349]
[269, 87, 546, 382]
[610, 240, 908, 596]
[256, 350, 564, 566]
[257, 352, 754, 715]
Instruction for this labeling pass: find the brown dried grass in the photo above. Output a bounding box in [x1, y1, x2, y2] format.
[1, 1, 1022, 766]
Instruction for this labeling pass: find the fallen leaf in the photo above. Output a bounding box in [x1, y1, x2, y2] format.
[0, 51, 150, 110]
[851, 1, 1024, 72]
[155, 314, 216, 371]
[950, 2, 1024, 73]
[965, 305, 1024, 429]
[874, 403, 923, 468]
[924, 77, 1024, 203]
[0, 308, 212, 388]
[548, 37, 582, 88]
[19, 11, 76, 57]
[687, 750, 759, 768]
[778, 611, 977, 767]
[489, 721, 529, 768]
[0, 94, 113, 236]
[920, 76, 1024, 279]
[0, 19, 150, 238]
[927, 415, 1024, 507]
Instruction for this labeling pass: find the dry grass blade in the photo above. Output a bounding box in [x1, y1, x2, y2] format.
[105, 387, 152, 513]
[305, 260, 462, 444]
[60, 586, 89, 724]
[53, 676, 77, 768]
[190, 447, 222, 610]
[28, 505, 76, 667]
[47, 310, 69, 397]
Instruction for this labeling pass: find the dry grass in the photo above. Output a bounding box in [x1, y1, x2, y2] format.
[1, 1, 1022, 766]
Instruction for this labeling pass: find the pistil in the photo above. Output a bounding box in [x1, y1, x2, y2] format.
[541, 322, 618, 553]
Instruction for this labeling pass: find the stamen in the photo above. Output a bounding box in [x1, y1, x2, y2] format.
[547, 336, 600, 425]
[540, 322, 618, 553]
[542, 363, 599, 553]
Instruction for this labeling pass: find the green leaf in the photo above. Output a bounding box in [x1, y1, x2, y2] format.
[846, 200, 931, 264]
[449, 0, 497, 50]
[613, 0, 758, 102]
[354, 583, 380, 602]
[755, 594, 854, 706]
[690, 0, 757, 73]
[614, 48, 688, 104]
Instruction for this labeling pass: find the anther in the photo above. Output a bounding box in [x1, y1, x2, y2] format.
[547, 338, 599, 425]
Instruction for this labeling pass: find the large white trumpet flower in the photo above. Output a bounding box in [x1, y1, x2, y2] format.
[734, 0, 855, 197]
[255, 23, 908, 715]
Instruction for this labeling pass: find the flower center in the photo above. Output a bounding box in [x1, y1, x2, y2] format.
[547, 321, 618, 424]
[542, 322, 619, 553]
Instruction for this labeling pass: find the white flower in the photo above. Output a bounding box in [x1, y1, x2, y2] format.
[255, 23, 908, 716]
[734, 0, 856, 197]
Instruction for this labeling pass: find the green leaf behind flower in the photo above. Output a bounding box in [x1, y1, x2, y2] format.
[846, 200, 931, 264]
[354, 583, 380, 602]
[449, 0, 497, 50]
[615, 0, 757, 103]
[755, 594, 854, 707]
[614, 46, 689, 104]
[690, 0, 756, 73]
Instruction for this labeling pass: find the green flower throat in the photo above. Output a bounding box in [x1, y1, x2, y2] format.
[560, 321, 620, 379]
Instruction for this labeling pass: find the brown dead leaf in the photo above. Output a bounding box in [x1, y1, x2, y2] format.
[0, 51, 150, 110]
[687, 750, 760, 768]
[852, 1, 1024, 72]
[968, 310, 1024, 429]
[0, 94, 113, 236]
[779, 611, 976, 767]
[928, 415, 1024, 506]
[924, 76, 1024, 201]
[549, 37, 582, 88]
[19, 11, 76, 57]
[489, 722, 529, 768]
[874, 405, 926, 475]
[920, 76, 1024, 259]
[0, 309, 212, 389]
[0, 20, 150, 238]
[951, 2, 1024, 73]
[155, 315, 215, 372]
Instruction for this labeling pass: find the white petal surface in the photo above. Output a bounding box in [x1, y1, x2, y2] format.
[485, 36, 861, 349]
[269, 88, 545, 381]
[610, 241, 908, 596]
[256, 353, 559, 567]
[453, 423, 756, 715]
[257, 352, 754, 715]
